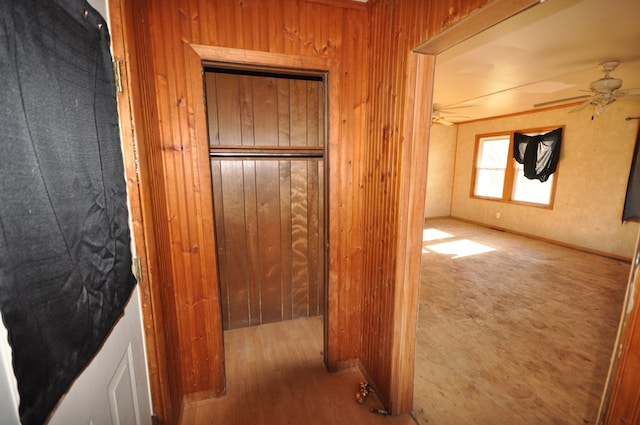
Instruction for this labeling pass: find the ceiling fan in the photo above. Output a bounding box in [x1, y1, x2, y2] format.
[534, 60, 640, 115]
[432, 108, 470, 126]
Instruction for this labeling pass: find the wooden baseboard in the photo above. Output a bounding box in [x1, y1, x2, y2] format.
[441, 216, 632, 263]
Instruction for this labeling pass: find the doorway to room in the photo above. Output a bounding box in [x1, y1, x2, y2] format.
[204, 67, 327, 332]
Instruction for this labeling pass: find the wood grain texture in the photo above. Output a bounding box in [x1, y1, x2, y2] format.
[364, 0, 489, 412]
[108, 0, 177, 420]
[180, 317, 417, 425]
[140, 4, 362, 421]
[110, 0, 496, 423]
[211, 158, 325, 328]
[208, 71, 325, 328]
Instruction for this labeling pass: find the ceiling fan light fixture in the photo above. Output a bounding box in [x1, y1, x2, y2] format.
[590, 77, 623, 93]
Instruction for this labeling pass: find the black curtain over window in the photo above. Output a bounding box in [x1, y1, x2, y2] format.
[0, 1, 136, 424]
[513, 128, 563, 182]
[623, 127, 640, 222]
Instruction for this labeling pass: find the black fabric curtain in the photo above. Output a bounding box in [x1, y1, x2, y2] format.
[513, 127, 563, 182]
[0, 1, 136, 424]
[623, 127, 640, 222]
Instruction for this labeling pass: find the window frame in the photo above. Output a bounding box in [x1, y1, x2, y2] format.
[471, 126, 563, 209]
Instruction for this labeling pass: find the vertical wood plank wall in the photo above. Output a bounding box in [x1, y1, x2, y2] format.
[207, 70, 325, 330]
[118, 1, 369, 423]
[364, 0, 489, 411]
[211, 158, 325, 329]
[113, 0, 492, 423]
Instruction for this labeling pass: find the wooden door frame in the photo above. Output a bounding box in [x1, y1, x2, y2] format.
[405, 1, 639, 420]
[389, 52, 434, 413]
[108, 0, 172, 419]
[184, 44, 339, 369]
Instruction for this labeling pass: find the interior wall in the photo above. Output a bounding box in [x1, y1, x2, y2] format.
[424, 124, 458, 218]
[450, 103, 640, 259]
[120, 1, 369, 422]
[366, 0, 489, 411]
[115, 0, 501, 420]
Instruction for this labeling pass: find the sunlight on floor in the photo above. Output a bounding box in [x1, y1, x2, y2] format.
[422, 227, 496, 258]
[422, 228, 454, 242]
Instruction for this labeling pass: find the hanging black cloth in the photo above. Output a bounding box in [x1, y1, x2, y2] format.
[0, 1, 136, 424]
[622, 127, 640, 222]
[513, 128, 563, 182]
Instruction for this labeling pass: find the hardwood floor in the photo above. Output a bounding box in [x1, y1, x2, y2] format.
[413, 218, 631, 425]
[180, 315, 417, 425]
[180, 218, 630, 425]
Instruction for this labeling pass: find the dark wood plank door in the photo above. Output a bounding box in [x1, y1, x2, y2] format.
[206, 69, 325, 330]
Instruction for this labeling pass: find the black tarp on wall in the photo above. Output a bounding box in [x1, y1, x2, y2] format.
[0, 1, 136, 424]
[623, 127, 640, 222]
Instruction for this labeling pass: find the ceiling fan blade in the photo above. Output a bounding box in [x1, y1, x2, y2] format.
[432, 117, 455, 126]
[617, 95, 640, 104]
[432, 103, 478, 112]
[616, 88, 640, 97]
[568, 99, 593, 113]
[533, 95, 592, 108]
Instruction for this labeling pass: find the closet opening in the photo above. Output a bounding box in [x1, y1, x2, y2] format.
[204, 66, 327, 346]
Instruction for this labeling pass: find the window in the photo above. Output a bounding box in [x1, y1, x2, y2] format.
[474, 135, 510, 199]
[472, 128, 561, 207]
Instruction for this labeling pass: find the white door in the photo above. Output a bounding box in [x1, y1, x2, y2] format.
[47, 288, 152, 425]
[0, 1, 152, 423]
[47, 0, 153, 423]
[0, 287, 151, 425]
[49, 0, 152, 422]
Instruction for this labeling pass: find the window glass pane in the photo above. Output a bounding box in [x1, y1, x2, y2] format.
[477, 138, 509, 167]
[474, 136, 509, 198]
[475, 169, 505, 198]
[512, 163, 553, 205]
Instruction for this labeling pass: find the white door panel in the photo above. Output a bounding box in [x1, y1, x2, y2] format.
[0, 315, 20, 425]
[0, 2, 152, 424]
[47, 288, 152, 425]
[108, 344, 141, 425]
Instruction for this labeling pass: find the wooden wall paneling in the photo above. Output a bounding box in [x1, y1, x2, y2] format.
[290, 79, 308, 146]
[253, 76, 279, 146]
[244, 160, 262, 327]
[126, 0, 366, 420]
[331, 7, 365, 365]
[280, 159, 294, 320]
[210, 160, 230, 330]
[308, 159, 321, 316]
[389, 52, 435, 414]
[256, 159, 285, 323]
[114, 0, 535, 422]
[364, 0, 491, 412]
[204, 73, 220, 145]
[291, 160, 311, 318]
[209, 70, 326, 328]
[277, 79, 291, 147]
[306, 82, 319, 146]
[212, 74, 243, 146]
[221, 160, 252, 328]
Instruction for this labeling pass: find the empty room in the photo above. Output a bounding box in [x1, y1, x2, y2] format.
[2, 1, 640, 425]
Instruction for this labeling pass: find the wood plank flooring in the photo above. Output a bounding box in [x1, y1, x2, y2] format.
[180, 315, 417, 425]
[413, 218, 631, 425]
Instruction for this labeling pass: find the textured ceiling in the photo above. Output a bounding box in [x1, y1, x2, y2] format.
[432, 0, 640, 123]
